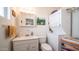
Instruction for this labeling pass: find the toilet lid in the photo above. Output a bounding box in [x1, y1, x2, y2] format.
[41, 43, 52, 50]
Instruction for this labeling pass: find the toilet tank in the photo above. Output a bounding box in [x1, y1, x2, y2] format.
[39, 36, 47, 43]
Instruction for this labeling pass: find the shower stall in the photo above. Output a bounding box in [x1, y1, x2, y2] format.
[67, 7, 79, 39]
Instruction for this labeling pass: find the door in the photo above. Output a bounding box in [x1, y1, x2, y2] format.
[49, 10, 61, 27]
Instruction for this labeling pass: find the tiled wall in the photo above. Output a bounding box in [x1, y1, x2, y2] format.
[17, 25, 48, 37]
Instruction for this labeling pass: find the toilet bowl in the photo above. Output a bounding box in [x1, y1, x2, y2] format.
[39, 36, 53, 51]
[41, 43, 52, 51]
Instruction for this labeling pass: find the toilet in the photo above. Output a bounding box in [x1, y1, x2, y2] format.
[39, 36, 53, 51]
[41, 43, 52, 51]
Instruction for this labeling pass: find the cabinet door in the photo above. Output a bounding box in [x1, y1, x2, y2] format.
[49, 10, 61, 27]
[29, 43, 38, 51]
[28, 39, 38, 51]
[13, 40, 27, 46]
[13, 39, 39, 51]
[13, 40, 29, 51]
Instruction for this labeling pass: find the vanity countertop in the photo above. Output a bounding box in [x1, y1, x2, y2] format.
[12, 36, 46, 41]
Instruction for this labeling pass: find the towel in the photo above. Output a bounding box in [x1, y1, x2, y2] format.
[6, 26, 16, 38]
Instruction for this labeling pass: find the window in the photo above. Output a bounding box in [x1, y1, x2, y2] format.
[0, 7, 4, 17]
[0, 7, 11, 20]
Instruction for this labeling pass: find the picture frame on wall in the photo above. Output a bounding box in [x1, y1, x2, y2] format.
[36, 17, 45, 25]
[25, 18, 34, 25]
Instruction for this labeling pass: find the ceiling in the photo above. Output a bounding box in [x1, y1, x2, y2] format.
[12, 7, 60, 16]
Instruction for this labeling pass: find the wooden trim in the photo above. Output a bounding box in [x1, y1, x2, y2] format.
[62, 39, 75, 45]
[62, 39, 79, 46]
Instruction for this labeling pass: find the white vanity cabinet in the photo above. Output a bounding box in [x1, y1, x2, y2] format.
[12, 37, 39, 51]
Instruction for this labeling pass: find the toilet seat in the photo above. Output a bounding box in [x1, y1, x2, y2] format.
[41, 43, 52, 51]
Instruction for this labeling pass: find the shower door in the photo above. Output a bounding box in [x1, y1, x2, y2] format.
[72, 9, 79, 38]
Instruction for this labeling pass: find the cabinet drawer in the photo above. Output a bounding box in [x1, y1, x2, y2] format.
[13, 44, 29, 51]
[28, 39, 38, 44]
[13, 39, 38, 45]
[13, 40, 28, 46]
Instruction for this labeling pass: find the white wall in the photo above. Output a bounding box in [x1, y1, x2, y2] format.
[0, 16, 11, 51]
[0, 16, 11, 26]
[0, 7, 4, 17]
[16, 7, 60, 37]
[0, 26, 11, 51]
